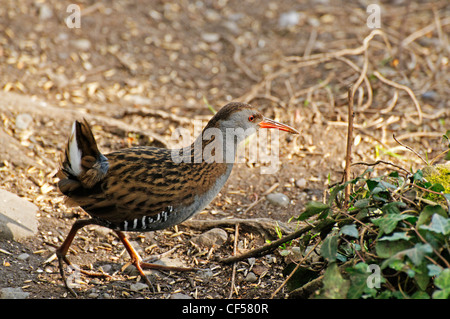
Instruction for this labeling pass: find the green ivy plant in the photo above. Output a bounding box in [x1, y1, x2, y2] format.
[288, 165, 450, 299]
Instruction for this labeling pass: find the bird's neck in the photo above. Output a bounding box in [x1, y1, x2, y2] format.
[176, 124, 243, 166]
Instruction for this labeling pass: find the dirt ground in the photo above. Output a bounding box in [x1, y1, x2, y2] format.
[0, 0, 448, 299]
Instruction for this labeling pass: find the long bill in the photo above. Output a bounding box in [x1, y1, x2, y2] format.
[259, 118, 299, 134]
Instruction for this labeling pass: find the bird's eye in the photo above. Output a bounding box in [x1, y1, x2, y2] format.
[248, 115, 255, 122]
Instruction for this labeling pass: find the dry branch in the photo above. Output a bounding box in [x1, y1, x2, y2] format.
[219, 224, 314, 264]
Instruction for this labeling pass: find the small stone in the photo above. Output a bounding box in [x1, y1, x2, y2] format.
[38, 4, 53, 20]
[71, 39, 91, 51]
[88, 292, 99, 298]
[244, 272, 258, 283]
[99, 264, 113, 274]
[421, 91, 439, 101]
[201, 32, 220, 43]
[17, 253, 30, 261]
[191, 228, 228, 248]
[170, 293, 193, 299]
[252, 265, 269, 276]
[295, 178, 307, 188]
[15, 114, 33, 130]
[279, 11, 303, 28]
[123, 94, 153, 105]
[0, 287, 30, 299]
[0, 189, 39, 241]
[130, 282, 149, 292]
[198, 268, 214, 282]
[266, 193, 290, 207]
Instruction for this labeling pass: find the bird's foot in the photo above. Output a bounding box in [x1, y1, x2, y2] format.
[57, 253, 111, 297]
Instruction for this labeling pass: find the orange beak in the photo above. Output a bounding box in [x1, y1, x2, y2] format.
[259, 118, 299, 134]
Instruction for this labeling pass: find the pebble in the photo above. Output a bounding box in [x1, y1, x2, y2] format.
[38, 4, 53, 20]
[17, 253, 30, 261]
[244, 272, 258, 283]
[295, 178, 307, 188]
[71, 39, 92, 51]
[266, 193, 290, 207]
[421, 91, 439, 101]
[201, 32, 220, 43]
[197, 268, 214, 282]
[278, 11, 303, 28]
[170, 293, 193, 299]
[130, 282, 149, 292]
[0, 287, 30, 299]
[88, 292, 99, 298]
[191, 228, 228, 248]
[15, 113, 33, 130]
[0, 189, 39, 241]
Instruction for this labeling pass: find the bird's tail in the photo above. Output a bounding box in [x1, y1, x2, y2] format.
[56, 119, 109, 195]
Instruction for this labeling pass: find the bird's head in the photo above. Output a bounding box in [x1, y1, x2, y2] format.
[206, 102, 299, 136]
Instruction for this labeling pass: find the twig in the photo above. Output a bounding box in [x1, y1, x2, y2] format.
[223, 35, 260, 82]
[219, 224, 313, 264]
[405, 221, 450, 269]
[344, 86, 355, 207]
[228, 223, 239, 298]
[239, 29, 390, 104]
[270, 239, 321, 299]
[373, 71, 423, 125]
[393, 134, 427, 164]
[335, 56, 372, 111]
[352, 160, 410, 175]
[285, 29, 390, 63]
[401, 16, 450, 47]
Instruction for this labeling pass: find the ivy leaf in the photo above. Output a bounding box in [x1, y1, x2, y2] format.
[379, 232, 411, 241]
[297, 201, 330, 221]
[345, 263, 377, 299]
[320, 234, 338, 262]
[427, 264, 442, 277]
[413, 169, 423, 181]
[417, 205, 447, 228]
[404, 243, 433, 266]
[376, 240, 412, 260]
[432, 269, 450, 299]
[419, 214, 450, 235]
[339, 224, 359, 238]
[319, 262, 350, 299]
[372, 213, 415, 234]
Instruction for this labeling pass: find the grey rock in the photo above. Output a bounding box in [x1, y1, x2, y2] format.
[88, 292, 99, 298]
[201, 32, 220, 43]
[191, 228, 228, 247]
[279, 11, 304, 28]
[244, 272, 258, 283]
[15, 114, 33, 130]
[421, 91, 439, 101]
[266, 193, 290, 207]
[71, 39, 91, 51]
[0, 287, 30, 299]
[38, 4, 53, 20]
[130, 282, 149, 292]
[295, 178, 307, 188]
[197, 268, 214, 282]
[0, 189, 38, 241]
[17, 253, 30, 261]
[170, 292, 193, 299]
